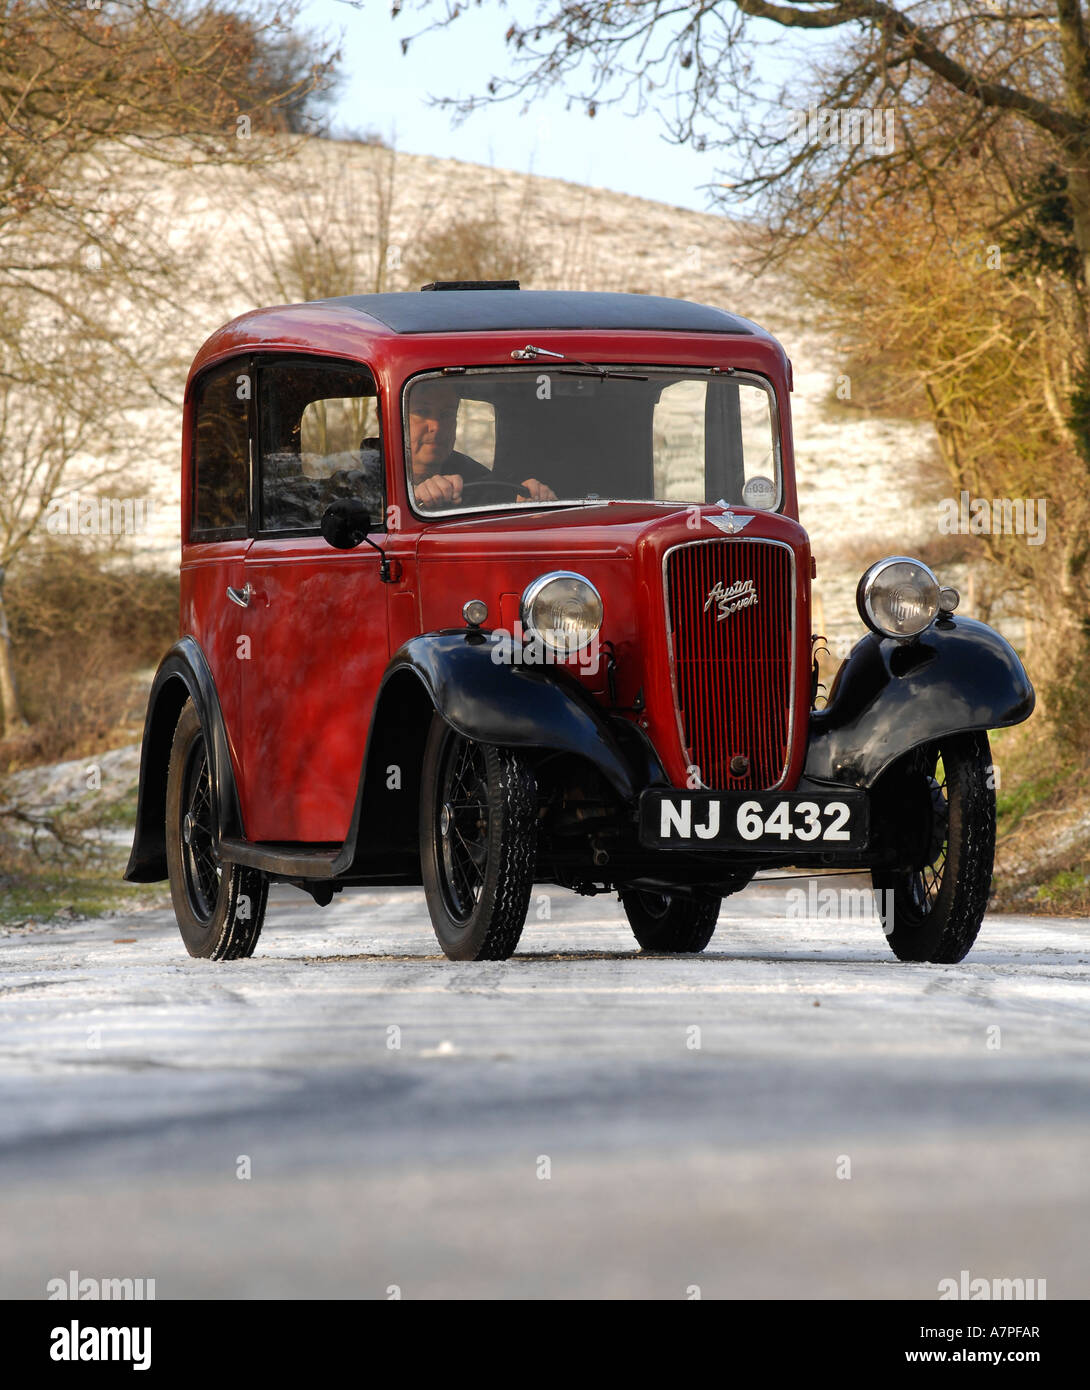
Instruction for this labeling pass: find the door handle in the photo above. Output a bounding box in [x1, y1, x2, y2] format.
[226, 584, 253, 609]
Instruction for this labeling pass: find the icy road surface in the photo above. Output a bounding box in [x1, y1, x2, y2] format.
[0, 878, 1087, 1300]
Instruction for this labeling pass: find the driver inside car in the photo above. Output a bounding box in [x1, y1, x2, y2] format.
[409, 379, 557, 507]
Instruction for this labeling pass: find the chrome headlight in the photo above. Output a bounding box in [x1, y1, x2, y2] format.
[856, 556, 941, 640]
[520, 571, 603, 653]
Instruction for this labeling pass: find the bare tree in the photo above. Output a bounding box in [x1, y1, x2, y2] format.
[793, 135, 1090, 707]
[1, 2, 338, 298]
[0, 2, 340, 739]
[400, 209, 534, 288]
[232, 139, 408, 304]
[394, 4, 1090, 311]
[229, 134, 534, 308]
[0, 304, 134, 736]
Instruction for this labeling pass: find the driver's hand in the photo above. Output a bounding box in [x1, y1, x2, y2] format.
[415, 473, 463, 508]
[519, 477, 557, 501]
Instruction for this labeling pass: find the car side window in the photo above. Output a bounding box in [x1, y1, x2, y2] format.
[258, 360, 384, 533]
[191, 361, 250, 538]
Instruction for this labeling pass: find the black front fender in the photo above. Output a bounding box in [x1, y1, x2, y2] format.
[383, 630, 638, 801]
[332, 629, 642, 877]
[804, 615, 1035, 789]
[123, 637, 243, 883]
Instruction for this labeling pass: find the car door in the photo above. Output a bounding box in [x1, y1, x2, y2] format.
[181, 357, 253, 804]
[237, 355, 389, 844]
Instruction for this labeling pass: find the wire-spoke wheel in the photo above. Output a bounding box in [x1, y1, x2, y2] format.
[420, 714, 536, 960]
[166, 700, 268, 960]
[621, 890, 722, 953]
[872, 731, 995, 964]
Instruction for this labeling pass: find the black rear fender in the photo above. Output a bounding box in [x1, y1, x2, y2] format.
[123, 638, 242, 883]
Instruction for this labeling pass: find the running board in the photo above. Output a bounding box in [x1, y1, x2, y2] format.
[218, 838, 341, 878]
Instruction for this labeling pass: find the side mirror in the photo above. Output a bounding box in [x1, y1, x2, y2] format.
[321, 498, 371, 550]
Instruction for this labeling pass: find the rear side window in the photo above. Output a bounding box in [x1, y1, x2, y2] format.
[191, 362, 250, 538]
[258, 359, 383, 533]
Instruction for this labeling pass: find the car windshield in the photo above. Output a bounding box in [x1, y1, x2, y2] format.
[403, 366, 781, 515]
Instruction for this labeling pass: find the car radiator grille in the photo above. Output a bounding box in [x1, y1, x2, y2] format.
[665, 539, 794, 790]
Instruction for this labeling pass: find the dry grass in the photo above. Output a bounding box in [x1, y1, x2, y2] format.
[0, 541, 176, 772]
[990, 722, 1090, 916]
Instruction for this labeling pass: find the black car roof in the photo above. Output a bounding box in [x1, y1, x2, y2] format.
[317, 290, 757, 336]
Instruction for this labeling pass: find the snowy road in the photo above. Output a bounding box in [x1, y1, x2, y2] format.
[0, 878, 1087, 1300]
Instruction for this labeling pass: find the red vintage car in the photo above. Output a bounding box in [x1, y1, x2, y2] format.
[125, 284, 1034, 963]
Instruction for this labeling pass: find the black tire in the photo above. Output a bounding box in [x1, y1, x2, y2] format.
[872, 731, 995, 964]
[419, 714, 537, 961]
[621, 890, 722, 953]
[165, 700, 268, 960]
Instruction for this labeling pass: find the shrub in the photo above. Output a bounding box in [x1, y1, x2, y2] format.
[1, 542, 177, 770]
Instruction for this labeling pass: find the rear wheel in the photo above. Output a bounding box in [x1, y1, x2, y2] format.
[165, 701, 268, 960]
[419, 714, 537, 961]
[872, 731, 994, 963]
[621, 890, 722, 953]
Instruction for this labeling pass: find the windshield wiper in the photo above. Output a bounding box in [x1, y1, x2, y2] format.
[510, 344, 647, 380]
[556, 367, 648, 381]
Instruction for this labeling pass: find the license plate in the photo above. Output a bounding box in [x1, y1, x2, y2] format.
[639, 789, 868, 851]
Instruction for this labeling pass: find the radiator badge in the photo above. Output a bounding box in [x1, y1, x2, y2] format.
[705, 577, 758, 621]
[708, 510, 753, 535]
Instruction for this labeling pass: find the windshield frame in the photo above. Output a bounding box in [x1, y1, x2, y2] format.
[401, 363, 784, 521]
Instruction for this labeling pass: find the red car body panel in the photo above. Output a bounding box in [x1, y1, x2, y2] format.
[179, 540, 248, 804]
[413, 504, 813, 792]
[179, 303, 805, 841]
[237, 540, 389, 843]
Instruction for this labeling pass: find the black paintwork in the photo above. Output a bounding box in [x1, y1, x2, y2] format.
[319, 290, 757, 337]
[379, 630, 639, 801]
[123, 637, 244, 882]
[804, 615, 1035, 788]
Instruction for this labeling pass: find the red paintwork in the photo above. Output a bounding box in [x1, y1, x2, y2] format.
[667, 537, 795, 789]
[238, 540, 388, 842]
[413, 504, 812, 793]
[178, 302, 809, 843]
[179, 540, 247, 804]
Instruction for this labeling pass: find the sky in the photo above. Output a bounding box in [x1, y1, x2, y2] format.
[298, 1, 832, 214]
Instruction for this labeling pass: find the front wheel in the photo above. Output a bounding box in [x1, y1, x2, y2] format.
[621, 890, 722, 953]
[165, 700, 268, 960]
[872, 731, 995, 963]
[419, 715, 537, 960]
